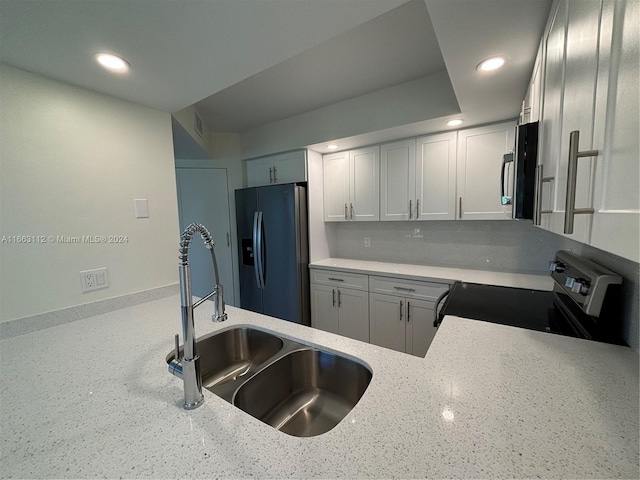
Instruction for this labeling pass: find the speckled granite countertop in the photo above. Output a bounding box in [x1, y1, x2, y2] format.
[1, 298, 638, 479]
[310, 258, 555, 291]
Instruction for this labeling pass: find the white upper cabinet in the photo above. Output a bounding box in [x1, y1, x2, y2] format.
[323, 146, 379, 222]
[534, 0, 638, 262]
[246, 150, 307, 187]
[589, 0, 639, 262]
[416, 132, 457, 220]
[380, 139, 416, 221]
[456, 121, 516, 220]
[380, 133, 456, 221]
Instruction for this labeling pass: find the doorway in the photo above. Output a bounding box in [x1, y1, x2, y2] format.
[176, 168, 236, 306]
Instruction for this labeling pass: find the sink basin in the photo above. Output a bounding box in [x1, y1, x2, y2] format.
[168, 327, 283, 389]
[233, 349, 372, 437]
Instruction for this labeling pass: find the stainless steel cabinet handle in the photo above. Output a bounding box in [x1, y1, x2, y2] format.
[332, 289, 335, 307]
[409, 200, 413, 219]
[273, 166, 277, 182]
[338, 289, 342, 307]
[399, 300, 403, 321]
[534, 165, 542, 225]
[350, 203, 354, 220]
[564, 130, 597, 234]
[393, 286, 416, 292]
[416, 199, 420, 219]
[269, 167, 273, 183]
[328, 277, 344, 282]
[407, 302, 411, 322]
[459, 197, 463, 219]
[344, 203, 348, 220]
[226, 232, 230, 247]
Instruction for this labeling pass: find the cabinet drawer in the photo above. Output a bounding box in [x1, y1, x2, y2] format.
[369, 276, 448, 301]
[310, 269, 368, 290]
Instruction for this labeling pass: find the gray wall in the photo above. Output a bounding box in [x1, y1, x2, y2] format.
[332, 220, 639, 351]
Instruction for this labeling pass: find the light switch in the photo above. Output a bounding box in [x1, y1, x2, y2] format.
[134, 199, 149, 218]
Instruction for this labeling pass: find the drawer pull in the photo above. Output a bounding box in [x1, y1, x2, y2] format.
[393, 286, 416, 292]
[328, 277, 345, 282]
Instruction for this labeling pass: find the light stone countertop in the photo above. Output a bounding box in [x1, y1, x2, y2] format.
[310, 258, 555, 291]
[1, 297, 638, 479]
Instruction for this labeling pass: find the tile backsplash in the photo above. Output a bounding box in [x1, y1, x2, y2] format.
[334, 220, 564, 273]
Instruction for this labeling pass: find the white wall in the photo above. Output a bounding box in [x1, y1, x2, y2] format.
[0, 64, 180, 321]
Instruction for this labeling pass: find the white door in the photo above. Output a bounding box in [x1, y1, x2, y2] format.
[551, 0, 601, 244]
[323, 151, 350, 222]
[538, 0, 567, 231]
[272, 151, 306, 185]
[176, 168, 235, 305]
[406, 299, 437, 358]
[369, 293, 405, 352]
[246, 157, 273, 187]
[310, 283, 338, 334]
[337, 288, 369, 342]
[380, 140, 415, 221]
[350, 146, 380, 221]
[589, 0, 640, 263]
[456, 122, 516, 220]
[416, 132, 457, 220]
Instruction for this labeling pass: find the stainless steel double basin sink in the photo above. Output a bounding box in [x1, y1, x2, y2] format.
[166, 327, 372, 437]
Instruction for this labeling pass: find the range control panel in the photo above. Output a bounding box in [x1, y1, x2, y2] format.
[549, 250, 622, 317]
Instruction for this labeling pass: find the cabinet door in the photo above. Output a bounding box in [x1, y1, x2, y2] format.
[310, 283, 338, 334]
[538, 0, 567, 231]
[406, 299, 437, 358]
[337, 288, 369, 343]
[246, 157, 274, 187]
[456, 122, 516, 220]
[551, 0, 602, 244]
[589, 0, 639, 263]
[272, 151, 307, 184]
[350, 146, 379, 221]
[323, 151, 350, 222]
[380, 140, 415, 221]
[369, 293, 405, 353]
[415, 132, 457, 220]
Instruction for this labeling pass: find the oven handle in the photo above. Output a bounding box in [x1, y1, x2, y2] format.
[433, 288, 451, 327]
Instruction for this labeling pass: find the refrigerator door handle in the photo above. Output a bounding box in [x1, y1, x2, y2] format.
[256, 211, 266, 288]
[252, 211, 265, 289]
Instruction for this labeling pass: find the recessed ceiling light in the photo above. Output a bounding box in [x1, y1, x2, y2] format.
[477, 56, 506, 72]
[94, 53, 130, 73]
[447, 119, 464, 127]
[326, 144, 338, 150]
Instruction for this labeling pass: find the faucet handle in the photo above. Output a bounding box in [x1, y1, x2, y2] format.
[174, 333, 181, 362]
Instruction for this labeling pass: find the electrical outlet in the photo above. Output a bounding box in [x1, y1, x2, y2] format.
[80, 268, 109, 293]
[364, 237, 371, 248]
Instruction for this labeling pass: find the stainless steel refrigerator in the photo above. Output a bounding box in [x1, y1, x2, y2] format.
[235, 183, 310, 325]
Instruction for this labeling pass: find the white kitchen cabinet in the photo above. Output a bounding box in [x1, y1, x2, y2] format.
[416, 132, 457, 220]
[310, 270, 369, 342]
[380, 139, 415, 221]
[456, 121, 516, 220]
[246, 150, 307, 187]
[380, 133, 456, 221]
[534, 0, 638, 262]
[369, 293, 438, 357]
[369, 276, 446, 356]
[521, 42, 544, 124]
[323, 146, 379, 222]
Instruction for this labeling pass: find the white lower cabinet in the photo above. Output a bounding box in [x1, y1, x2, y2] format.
[310, 268, 447, 357]
[369, 294, 437, 357]
[310, 271, 369, 343]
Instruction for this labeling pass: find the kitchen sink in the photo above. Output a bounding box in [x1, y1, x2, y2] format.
[167, 327, 283, 390]
[233, 349, 372, 437]
[167, 326, 372, 436]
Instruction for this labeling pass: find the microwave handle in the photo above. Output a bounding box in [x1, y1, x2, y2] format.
[433, 288, 451, 327]
[500, 153, 514, 205]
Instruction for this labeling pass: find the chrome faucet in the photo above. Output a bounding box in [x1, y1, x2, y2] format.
[170, 223, 227, 409]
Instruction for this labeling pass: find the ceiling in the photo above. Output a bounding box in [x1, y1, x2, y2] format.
[1, 0, 552, 145]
